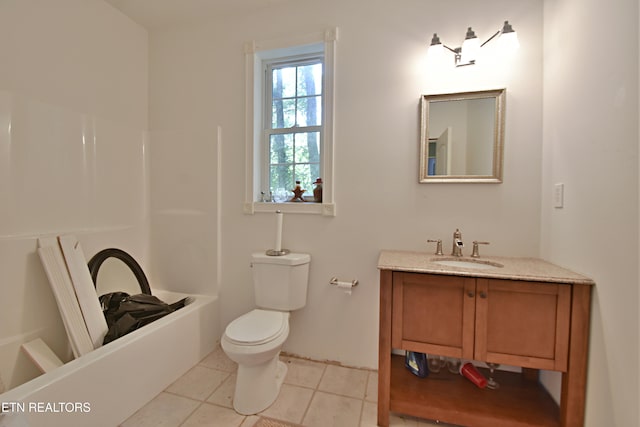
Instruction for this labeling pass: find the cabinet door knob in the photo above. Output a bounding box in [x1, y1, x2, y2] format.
[467, 291, 475, 298]
[479, 291, 488, 299]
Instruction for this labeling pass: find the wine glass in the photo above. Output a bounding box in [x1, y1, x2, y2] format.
[486, 362, 500, 389]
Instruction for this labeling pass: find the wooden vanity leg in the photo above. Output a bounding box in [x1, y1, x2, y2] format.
[560, 283, 592, 426]
[378, 270, 392, 427]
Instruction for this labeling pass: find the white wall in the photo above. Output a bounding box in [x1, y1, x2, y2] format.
[542, 0, 639, 426]
[148, 0, 543, 369]
[146, 28, 222, 295]
[0, 0, 148, 390]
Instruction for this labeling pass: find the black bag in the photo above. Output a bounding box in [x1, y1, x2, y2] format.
[100, 292, 187, 344]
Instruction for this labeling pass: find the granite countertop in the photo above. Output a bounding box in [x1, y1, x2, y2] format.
[378, 250, 595, 285]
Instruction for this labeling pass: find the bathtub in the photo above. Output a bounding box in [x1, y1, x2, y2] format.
[0, 290, 219, 427]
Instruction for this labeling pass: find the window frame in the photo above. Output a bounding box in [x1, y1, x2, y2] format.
[244, 28, 337, 216]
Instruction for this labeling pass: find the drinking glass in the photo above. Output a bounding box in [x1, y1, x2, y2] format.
[427, 355, 446, 373]
[273, 188, 288, 202]
[446, 357, 462, 374]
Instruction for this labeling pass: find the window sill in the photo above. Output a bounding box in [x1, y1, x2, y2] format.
[244, 202, 336, 216]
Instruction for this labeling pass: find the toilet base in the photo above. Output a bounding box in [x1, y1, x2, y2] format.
[233, 353, 288, 415]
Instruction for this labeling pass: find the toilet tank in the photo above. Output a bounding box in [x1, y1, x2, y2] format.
[251, 252, 311, 311]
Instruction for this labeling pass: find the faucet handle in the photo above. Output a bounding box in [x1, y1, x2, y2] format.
[427, 239, 443, 256]
[471, 241, 490, 258]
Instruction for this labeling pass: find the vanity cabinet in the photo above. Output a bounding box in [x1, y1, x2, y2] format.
[378, 252, 593, 427]
[393, 273, 571, 371]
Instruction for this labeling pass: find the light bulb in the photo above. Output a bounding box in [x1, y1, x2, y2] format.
[461, 27, 480, 64]
[427, 33, 446, 64]
[498, 21, 519, 55]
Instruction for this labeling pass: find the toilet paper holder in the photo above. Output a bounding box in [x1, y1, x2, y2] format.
[329, 277, 359, 288]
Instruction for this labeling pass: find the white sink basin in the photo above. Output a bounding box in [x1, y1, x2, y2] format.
[431, 258, 504, 270]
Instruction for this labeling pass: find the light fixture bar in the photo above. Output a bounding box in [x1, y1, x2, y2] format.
[428, 20, 518, 67]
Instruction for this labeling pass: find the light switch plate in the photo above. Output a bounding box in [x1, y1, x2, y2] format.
[554, 183, 564, 208]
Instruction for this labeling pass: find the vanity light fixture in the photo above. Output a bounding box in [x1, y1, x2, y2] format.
[429, 21, 519, 67]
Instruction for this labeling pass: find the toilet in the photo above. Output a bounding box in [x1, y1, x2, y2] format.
[221, 251, 310, 415]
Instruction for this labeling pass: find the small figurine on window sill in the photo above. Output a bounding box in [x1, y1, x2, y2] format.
[313, 178, 323, 203]
[290, 181, 306, 202]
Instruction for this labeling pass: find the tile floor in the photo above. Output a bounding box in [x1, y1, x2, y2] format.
[121, 345, 443, 427]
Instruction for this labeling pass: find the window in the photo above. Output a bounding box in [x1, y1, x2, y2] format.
[244, 29, 337, 216]
[266, 57, 322, 197]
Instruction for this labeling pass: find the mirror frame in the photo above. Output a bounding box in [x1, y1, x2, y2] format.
[419, 88, 506, 183]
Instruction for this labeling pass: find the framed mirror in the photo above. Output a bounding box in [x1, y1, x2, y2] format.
[419, 88, 505, 183]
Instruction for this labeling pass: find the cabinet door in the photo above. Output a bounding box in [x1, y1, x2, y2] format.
[392, 272, 475, 359]
[474, 278, 571, 371]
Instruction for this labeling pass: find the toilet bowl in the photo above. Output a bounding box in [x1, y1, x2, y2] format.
[221, 251, 310, 415]
[221, 309, 290, 415]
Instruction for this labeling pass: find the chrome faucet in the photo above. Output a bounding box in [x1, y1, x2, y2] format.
[427, 239, 443, 255]
[452, 228, 464, 257]
[471, 241, 490, 258]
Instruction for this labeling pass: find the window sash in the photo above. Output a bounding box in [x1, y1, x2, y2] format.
[265, 55, 324, 130]
[265, 127, 322, 195]
[263, 54, 324, 197]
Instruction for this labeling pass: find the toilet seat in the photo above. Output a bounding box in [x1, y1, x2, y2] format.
[224, 309, 288, 346]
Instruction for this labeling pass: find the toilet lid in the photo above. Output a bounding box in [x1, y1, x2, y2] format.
[225, 309, 287, 345]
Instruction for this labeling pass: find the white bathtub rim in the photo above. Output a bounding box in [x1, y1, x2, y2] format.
[0, 291, 216, 402]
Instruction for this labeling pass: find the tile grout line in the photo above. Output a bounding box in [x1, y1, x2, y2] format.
[204, 370, 233, 404]
[165, 358, 242, 426]
[297, 362, 327, 426]
[176, 398, 203, 427]
[358, 372, 373, 427]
